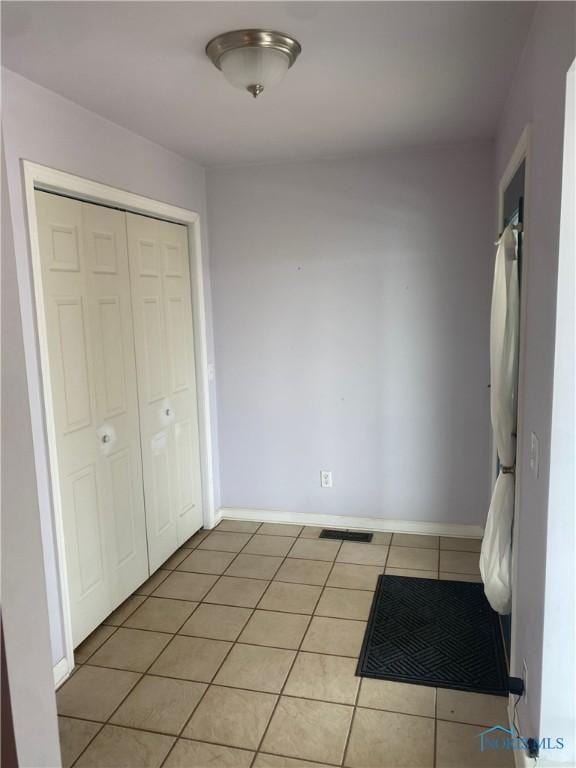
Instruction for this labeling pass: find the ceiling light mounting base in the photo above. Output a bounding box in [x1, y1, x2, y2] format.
[206, 29, 301, 68]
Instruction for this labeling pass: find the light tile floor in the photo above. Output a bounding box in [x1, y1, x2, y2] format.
[58, 524, 512, 768]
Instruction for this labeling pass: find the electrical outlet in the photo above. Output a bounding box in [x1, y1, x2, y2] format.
[320, 471, 333, 488]
[522, 658, 528, 701]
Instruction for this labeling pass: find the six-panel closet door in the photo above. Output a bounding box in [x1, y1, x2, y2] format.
[126, 213, 203, 572]
[35, 192, 149, 646]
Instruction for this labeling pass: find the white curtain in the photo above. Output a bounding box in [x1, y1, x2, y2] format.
[480, 224, 519, 615]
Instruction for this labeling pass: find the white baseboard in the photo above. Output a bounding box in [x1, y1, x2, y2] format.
[218, 507, 484, 539]
[209, 509, 223, 529]
[53, 656, 70, 688]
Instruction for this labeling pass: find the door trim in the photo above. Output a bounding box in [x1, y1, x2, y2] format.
[494, 126, 531, 690]
[22, 160, 217, 686]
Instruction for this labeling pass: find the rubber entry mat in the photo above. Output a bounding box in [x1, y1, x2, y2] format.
[357, 575, 508, 696]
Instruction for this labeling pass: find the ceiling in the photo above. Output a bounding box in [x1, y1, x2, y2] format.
[2, 2, 535, 167]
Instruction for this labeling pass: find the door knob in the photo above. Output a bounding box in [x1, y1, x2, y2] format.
[97, 424, 116, 453]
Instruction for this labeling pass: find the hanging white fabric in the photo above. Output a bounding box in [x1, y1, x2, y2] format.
[480, 224, 520, 615]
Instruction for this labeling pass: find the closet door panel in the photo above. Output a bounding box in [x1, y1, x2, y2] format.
[97, 297, 127, 417]
[35, 192, 110, 645]
[70, 464, 104, 594]
[166, 296, 188, 392]
[141, 297, 166, 403]
[150, 431, 172, 533]
[157, 220, 203, 543]
[83, 202, 149, 605]
[35, 192, 148, 648]
[126, 213, 178, 571]
[54, 297, 92, 431]
[174, 418, 197, 517]
[108, 448, 138, 565]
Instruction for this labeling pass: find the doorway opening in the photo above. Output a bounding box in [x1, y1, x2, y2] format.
[499, 160, 525, 662]
[493, 127, 531, 673]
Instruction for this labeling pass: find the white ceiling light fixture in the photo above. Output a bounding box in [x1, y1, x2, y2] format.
[206, 29, 301, 98]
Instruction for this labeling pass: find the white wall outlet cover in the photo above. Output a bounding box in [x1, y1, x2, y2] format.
[320, 471, 333, 488]
[207, 363, 215, 381]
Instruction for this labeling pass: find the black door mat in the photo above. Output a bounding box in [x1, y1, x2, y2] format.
[320, 530, 373, 542]
[357, 575, 508, 696]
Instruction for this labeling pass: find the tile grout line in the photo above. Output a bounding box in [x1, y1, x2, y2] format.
[69, 585, 202, 767]
[64, 527, 289, 761]
[59, 697, 499, 734]
[74, 544, 478, 661]
[340, 651, 364, 767]
[174, 565, 395, 587]
[71, 651, 483, 753]
[74, 531, 382, 673]
[158, 589, 278, 761]
[68, 672, 147, 765]
[250, 540, 342, 766]
[65, 711, 467, 768]
[80, 595, 372, 662]
[340, 531, 383, 766]
[322, 537, 361, 768]
[78, 538, 205, 663]
[73, 528, 262, 768]
[269, 540, 353, 765]
[156, 522, 298, 768]
[252, 536, 343, 615]
[248, 539, 344, 768]
[65, 719, 107, 766]
[66, 529, 224, 766]
[335, 530, 392, 767]
[76, 568, 176, 665]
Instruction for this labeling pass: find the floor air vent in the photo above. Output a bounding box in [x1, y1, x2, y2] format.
[319, 530, 373, 542]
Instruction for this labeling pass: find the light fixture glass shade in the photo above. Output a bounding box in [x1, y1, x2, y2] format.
[219, 46, 290, 95]
[206, 30, 301, 98]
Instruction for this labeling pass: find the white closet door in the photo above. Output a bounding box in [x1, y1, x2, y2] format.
[157, 219, 203, 543]
[82, 202, 149, 606]
[126, 213, 203, 571]
[35, 191, 148, 646]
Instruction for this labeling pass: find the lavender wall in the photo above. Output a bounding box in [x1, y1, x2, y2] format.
[207, 143, 493, 526]
[1, 68, 220, 668]
[494, 2, 575, 751]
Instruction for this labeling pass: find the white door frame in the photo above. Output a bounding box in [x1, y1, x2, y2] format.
[494, 125, 531, 681]
[22, 160, 217, 685]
